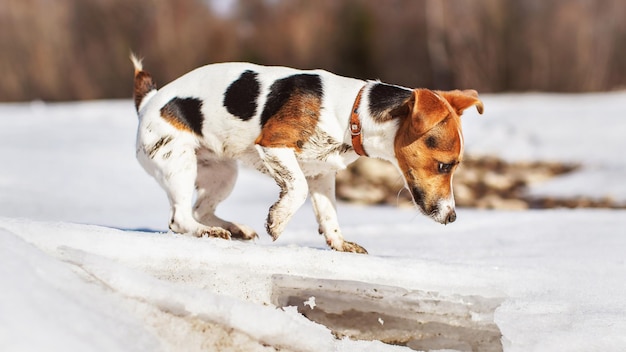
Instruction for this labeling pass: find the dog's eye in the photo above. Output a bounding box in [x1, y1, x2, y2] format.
[438, 162, 455, 174]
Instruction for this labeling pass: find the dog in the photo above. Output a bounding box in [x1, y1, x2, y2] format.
[130, 55, 483, 254]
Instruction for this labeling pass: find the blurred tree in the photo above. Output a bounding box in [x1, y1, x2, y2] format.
[425, 0, 453, 89]
[1, 0, 625, 101]
[334, 0, 376, 80]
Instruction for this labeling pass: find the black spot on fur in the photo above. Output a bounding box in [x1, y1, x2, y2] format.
[260, 74, 323, 126]
[160, 97, 204, 135]
[223, 70, 260, 121]
[425, 135, 438, 149]
[368, 83, 412, 122]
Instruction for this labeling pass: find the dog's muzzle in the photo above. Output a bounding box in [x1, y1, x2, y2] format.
[410, 186, 457, 224]
[444, 208, 457, 224]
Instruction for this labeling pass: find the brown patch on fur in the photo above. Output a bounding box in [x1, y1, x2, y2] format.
[161, 108, 193, 133]
[436, 89, 484, 115]
[394, 89, 467, 212]
[409, 89, 451, 135]
[133, 70, 156, 112]
[395, 121, 461, 210]
[255, 92, 322, 151]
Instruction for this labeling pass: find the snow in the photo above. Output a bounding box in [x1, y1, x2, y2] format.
[303, 296, 317, 309]
[1, 94, 625, 351]
[462, 92, 626, 202]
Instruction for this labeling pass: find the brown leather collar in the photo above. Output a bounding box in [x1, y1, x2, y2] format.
[349, 86, 368, 157]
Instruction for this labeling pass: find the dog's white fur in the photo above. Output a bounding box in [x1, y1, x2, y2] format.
[131, 57, 482, 253]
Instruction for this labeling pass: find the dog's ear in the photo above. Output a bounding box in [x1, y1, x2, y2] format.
[436, 89, 484, 116]
[408, 89, 450, 134]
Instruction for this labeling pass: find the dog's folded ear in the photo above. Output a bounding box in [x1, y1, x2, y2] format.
[408, 89, 450, 134]
[436, 89, 484, 116]
[406, 88, 484, 136]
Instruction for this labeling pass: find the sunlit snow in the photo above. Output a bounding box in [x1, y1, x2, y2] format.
[1, 94, 625, 351]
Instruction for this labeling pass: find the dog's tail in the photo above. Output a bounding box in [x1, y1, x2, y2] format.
[130, 53, 157, 112]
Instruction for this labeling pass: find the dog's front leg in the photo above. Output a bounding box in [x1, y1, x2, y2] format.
[255, 146, 309, 241]
[308, 173, 368, 254]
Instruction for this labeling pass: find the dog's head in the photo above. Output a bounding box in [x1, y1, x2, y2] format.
[394, 89, 483, 224]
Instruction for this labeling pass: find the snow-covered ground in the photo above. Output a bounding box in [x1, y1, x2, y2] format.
[463, 92, 626, 203]
[1, 94, 625, 351]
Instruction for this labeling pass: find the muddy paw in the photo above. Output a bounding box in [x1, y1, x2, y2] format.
[265, 220, 282, 241]
[228, 224, 258, 241]
[334, 241, 368, 254]
[196, 227, 231, 240]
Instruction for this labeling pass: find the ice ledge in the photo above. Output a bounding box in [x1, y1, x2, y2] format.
[271, 274, 504, 352]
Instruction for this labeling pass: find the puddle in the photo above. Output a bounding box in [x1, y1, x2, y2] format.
[271, 275, 503, 352]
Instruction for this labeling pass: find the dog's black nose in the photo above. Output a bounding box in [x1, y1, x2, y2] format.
[446, 209, 457, 224]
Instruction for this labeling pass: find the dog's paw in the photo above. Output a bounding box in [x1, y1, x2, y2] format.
[266, 225, 280, 241]
[195, 227, 232, 240]
[330, 240, 368, 254]
[265, 214, 285, 241]
[227, 223, 258, 241]
[340, 241, 369, 254]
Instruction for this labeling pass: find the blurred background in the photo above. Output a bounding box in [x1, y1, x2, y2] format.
[1, 0, 626, 102]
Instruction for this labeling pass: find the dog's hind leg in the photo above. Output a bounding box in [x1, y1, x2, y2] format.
[308, 173, 368, 254]
[141, 138, 231, 239]
[193, 153, 258, 240]
[255, 146, 309, 241]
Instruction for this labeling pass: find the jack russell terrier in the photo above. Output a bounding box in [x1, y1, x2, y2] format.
[131, 55, 483, 254]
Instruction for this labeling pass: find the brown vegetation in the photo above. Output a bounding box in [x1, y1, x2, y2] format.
[1, 0, 626, 101]
[336, 157, 626, 210]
